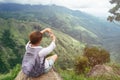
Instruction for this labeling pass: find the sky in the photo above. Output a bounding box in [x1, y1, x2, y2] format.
[0, 0, 113, 18]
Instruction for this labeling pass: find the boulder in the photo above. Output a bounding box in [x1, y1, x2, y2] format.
[15, 69, 63, 80]
[87, 65, 115, 77]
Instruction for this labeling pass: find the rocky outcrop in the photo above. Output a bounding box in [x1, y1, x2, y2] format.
[87, 65, 115, 77]
[15, 69, 63, 80]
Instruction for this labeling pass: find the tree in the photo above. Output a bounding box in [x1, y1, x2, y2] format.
[1, 30, 16, 49]
[84, 46, 110, 67]
[0, 30, 17, 73]
[108, 0, 120, 22]
[74, 46, 110, 74]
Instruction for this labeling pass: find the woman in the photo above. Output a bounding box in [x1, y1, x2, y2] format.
[22, 28, 58, 77]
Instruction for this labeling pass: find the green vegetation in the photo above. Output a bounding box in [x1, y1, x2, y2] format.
[0, 18, 84, 74]
[108, 0, 120, 21]
[0, 64, 21, 80]
[74, 46, 110, 75]
[1, 64, 120, 80]
[75, 56, 89, 74]
[0, 3, 120, 63]
[59, 69, 120, 80]
[0, 3, 120, 80]
[84, 46, 110, 67]
[0, 29, 19, 73]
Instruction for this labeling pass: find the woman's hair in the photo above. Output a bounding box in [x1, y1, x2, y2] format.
[29, 31, 42, 44]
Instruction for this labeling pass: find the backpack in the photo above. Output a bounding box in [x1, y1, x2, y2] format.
[22, 46, 45, 77]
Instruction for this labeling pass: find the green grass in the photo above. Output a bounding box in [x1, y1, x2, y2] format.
[0, 64, 21, 80]
[0, 64, 120, 80]
[59, 69, 120, 80]
[0, 18, 85, 73]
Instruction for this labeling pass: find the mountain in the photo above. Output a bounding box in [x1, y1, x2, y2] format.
[0, 3, 120, 73]
[1, 3, 119, 62]
[0, 18, 84, 73]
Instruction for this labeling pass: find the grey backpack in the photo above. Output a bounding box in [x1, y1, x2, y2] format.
[22, 46, 45, 77]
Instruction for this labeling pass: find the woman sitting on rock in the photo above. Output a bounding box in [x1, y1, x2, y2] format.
[22, 28, 58, 77]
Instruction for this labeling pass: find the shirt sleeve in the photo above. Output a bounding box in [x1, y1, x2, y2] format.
[38, 41, 56, 57]
[25, 41, 30, 50]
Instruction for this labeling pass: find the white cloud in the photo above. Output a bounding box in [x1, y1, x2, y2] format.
[0, 0, 4, 2]
[0, 0, 113, 17]
[51, 0, 112, 17]
[80, 8, 111, 17]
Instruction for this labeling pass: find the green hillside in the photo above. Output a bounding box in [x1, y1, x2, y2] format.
[0, 18, 84, 73]
[0, 3, 120, 80]
[0, 4, 120, 62]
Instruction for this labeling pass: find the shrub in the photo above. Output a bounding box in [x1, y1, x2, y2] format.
[75, 56, 89, 74]
[74, 46, 110, 74]
[84, 46, 110, 67]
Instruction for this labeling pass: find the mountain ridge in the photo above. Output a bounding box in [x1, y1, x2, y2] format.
[0, 3, 120, 73]
[0, 18, 84, 73]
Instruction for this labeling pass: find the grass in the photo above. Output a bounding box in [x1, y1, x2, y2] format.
[0, 64, 21, 80]
[59, 69, 120, 80]
[0, 64, 120, 80]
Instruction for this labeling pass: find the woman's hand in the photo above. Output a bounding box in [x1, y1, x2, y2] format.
[45, 28, 52, 33]
[40, 28, 52, 34]
[40, 28, 56, 42]
[50, 34, 56, 42]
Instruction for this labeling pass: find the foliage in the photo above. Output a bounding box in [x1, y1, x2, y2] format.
[0, 18, 84, 73]
[75, 56, 89, 74]
[74, 46, 110, 74]
[1, 30, 16, 49]
[0, 64, 120, 80]
[0, 3, 119, 79]
[84, 46, 110, 67]
[108, 0, 120, 21]
[0, 29, 25, 73]
[0, 30, 17, 73]
[59, 69, 120, 80]
[0, 47, 16, 73]
[0, 3, 120, 64]
[0, 64, 21, 80]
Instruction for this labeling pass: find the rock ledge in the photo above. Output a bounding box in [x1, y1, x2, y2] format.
[15, 69, 63, 80]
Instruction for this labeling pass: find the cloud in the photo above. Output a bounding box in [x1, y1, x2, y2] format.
[0, 0, 51, 4]
[52, 0, 112, 17]
[0, 0, 111, 8]
[0, 0, 113, 17]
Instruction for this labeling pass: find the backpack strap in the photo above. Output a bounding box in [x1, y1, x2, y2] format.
[42, 57, 45, 65]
